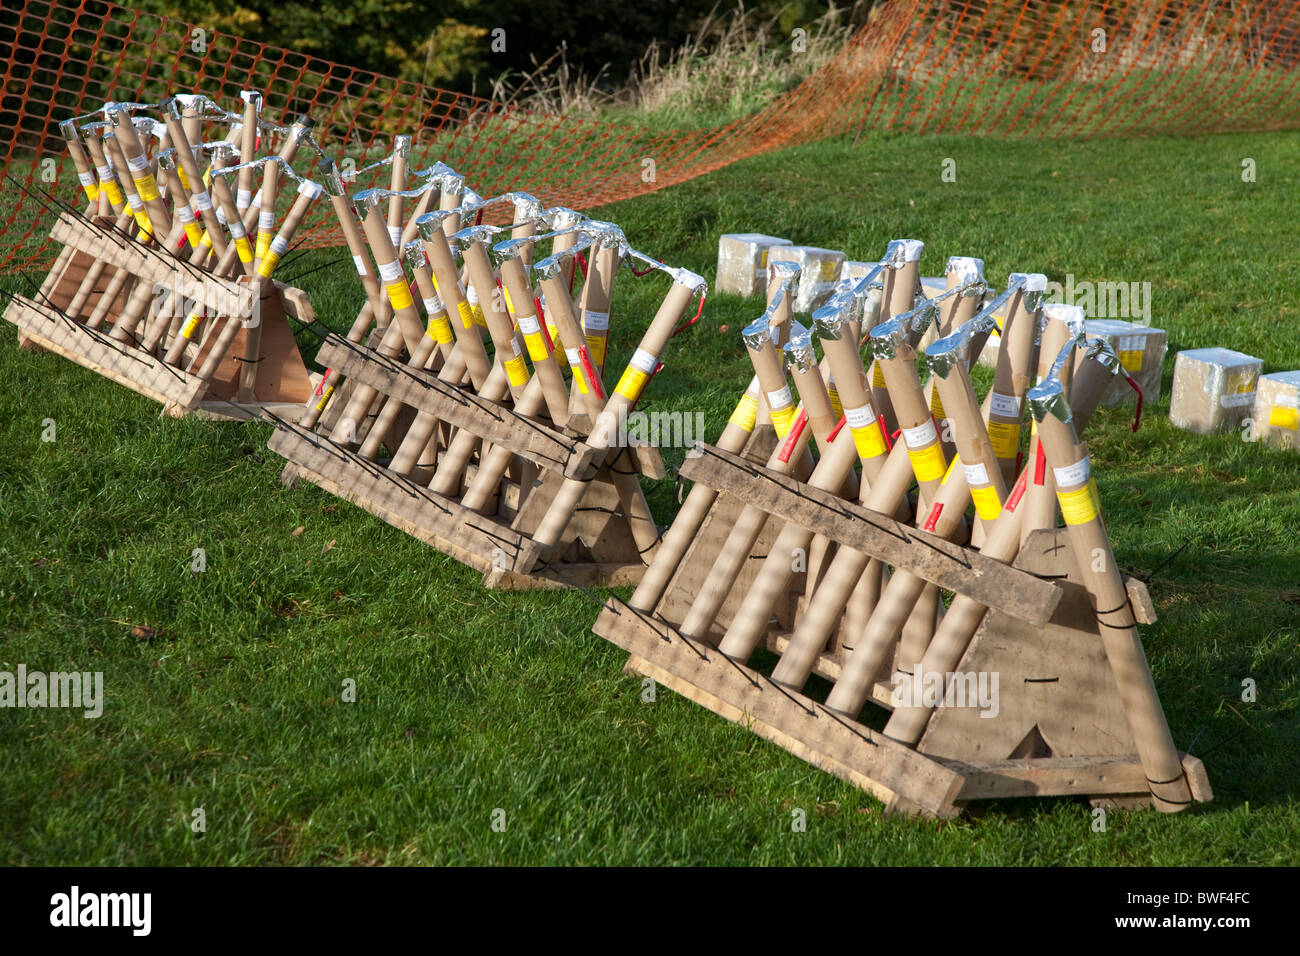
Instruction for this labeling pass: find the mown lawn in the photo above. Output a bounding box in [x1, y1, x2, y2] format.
[0, 128, 1296, 865]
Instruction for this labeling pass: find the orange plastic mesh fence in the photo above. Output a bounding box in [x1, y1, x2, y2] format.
[4, 0, 1300, 275]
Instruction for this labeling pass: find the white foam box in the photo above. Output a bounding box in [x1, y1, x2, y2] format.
[1074, 319, 1166, 407]
[767, 245, 845, 313]
[1169, 347, 1262, 434]
[1250, 370, 1300, 450]
[715, 233, 792, 297]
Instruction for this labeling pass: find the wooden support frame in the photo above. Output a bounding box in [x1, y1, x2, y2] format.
[270, 333, 664, 590]
[3, 212, 317, 418]
[593, 437, 1214, 818]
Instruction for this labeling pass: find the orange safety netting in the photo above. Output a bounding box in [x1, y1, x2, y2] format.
[5, 0, 1300, 275]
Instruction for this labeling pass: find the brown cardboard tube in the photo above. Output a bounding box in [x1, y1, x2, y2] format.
[158, 111, 228, 259]
[110, 108, 172, 240]
[628, 375, 763, 612]
[1019, 311, 1075, 543]
[529, 279, 701, 563]
[861, 350, 1115, 734]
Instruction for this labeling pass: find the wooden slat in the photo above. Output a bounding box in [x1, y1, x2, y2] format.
[679, 444, 1062, 626]
[594, 598, 966, 817]
[946, 751, 1212, 803]
[5, 300, 206, 410]
[318, 337, 597, 479]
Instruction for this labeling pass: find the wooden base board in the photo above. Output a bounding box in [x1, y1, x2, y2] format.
[270, 422, 645, 590]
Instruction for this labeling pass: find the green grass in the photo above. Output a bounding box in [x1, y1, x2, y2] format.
[1, 128, 1297, 865]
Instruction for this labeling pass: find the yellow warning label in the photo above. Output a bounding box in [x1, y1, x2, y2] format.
[586, 334, 607, 368]
[907, 442, 946, 483]
[180, 312, 203, 340]
[930, 389, 946, 421]
[315, 383, 335, 411]
[1057, 478, 1101, 526]
[827, 385, 843, 419]
[970, 484, 1002, 521]
[176, 163, 191, 190]
[133, 173, 160, 203]
[256, 249, 281, 278]
[1268, 405, 1300, 430]
[102, 180, 124, 208]
[728, 393, 759, 432]
[426, 317, 454, 344]
[234, 236, 254, 263]
[457, 300, 475, 329]
[523, 332, 549, 362]
[851, 423, 887, 460]
[987, 420, 1021, 459]
[504, 355, 530, 388]
[385, 280, 413, 311]
[872, 363, 887, 390]
[183, 222, 203, 249]
[1120, 349, 1143, 372]
[255, 231, 274, 262]
[614, 365, 648, 402]
[769, 403, 797, 439]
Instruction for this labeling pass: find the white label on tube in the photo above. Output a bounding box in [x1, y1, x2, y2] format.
[126, 153, 149, 173]
[388, 226, 402, 247]
[377, 259, 403, 282]
[766, 385, 793, 410]
[353, 255, 367, 277]
[423, 297, 443, 315]
[844, 404, 876, 428]
[584, 310, 610, 331]
[962, 461, 990, 486]
[1053, 456, 1091, 488]
[990, 391, 1020, 418]
[516, 312, 541, 335]
[269, 235, 290, 256]
[258, 211, 275, 232]
[236, 188, 252, 209]
[902, 419, 938, 449]
[630, 348, 657, 374]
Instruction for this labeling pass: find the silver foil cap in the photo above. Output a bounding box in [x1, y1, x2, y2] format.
[784, 322, 817, 372]
[402, 240, 427, 271]
[885, 238, 924, 267]
[454, 224, 501, 248]
[511, 192, 544, 225]
[926, 312, 998, 378]
[492, 234, 536, 265]
[742, 313, 775, 352]
[320, 159, 345, 197]
[769, 260, 801, 284]
[392, 135, 412, 157]
[59, 119, 80, 144]
[946, 256, 985, 292]
[547, 207, 585, 231]
[156, 150, 176, 171]
[415, 211, 444, 241]
[352, 187, 387, 216]
[1043, 302, 1087, 341]
[1008, 272, 1048, 313]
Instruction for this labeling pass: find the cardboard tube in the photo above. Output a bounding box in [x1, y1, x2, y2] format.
[528, 277, 703, 564]
[109, 107, 171, 240]
[234, 92, 260, 218]
[859, 339, 1116, 731]
[868, 239, 923, 435]
[158, 105, 228, 259]
[1026, 391, 1193, 812]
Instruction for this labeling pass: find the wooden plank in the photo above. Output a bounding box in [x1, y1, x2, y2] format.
[269, 424, 644, 589]
[679, 444, 1062, 626]
[594, 598, 965, 817]
[5, 300, 206, 410]
[269, 423, 530, 567]
[318, 337, 597, 478]
[946, 754, 1149, 800]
